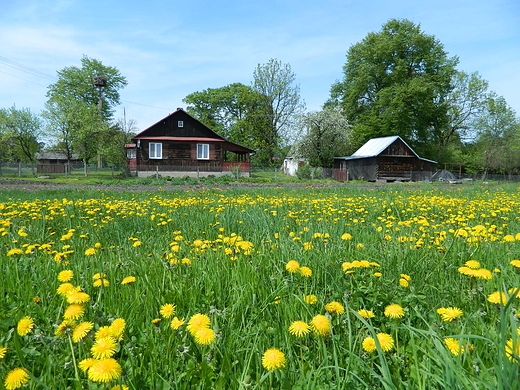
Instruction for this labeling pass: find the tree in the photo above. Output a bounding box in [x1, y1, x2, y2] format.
[330, 19, 458, 159]
[44, 56, 127, 174]
[0, 106, 43, 173]
[183, 83, 268, 149]
[252, 59, 305, 162]
[294, 107, 351, 167]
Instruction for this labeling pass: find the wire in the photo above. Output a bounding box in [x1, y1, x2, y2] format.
[0, 56, 57, 81]
[0, 69, 49, 87]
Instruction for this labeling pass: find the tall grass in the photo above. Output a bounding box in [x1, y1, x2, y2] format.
[0, 185, 519, 389]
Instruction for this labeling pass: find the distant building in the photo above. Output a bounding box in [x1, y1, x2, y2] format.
[37, 150, 80, 174]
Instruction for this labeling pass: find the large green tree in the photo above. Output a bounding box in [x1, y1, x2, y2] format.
[252, 59, 305, 162]
[294, 107, 351, 167]
[0, 106, 43, 173]
[330, 19, 458, 158]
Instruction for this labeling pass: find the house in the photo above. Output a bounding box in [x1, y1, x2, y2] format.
[37, 150, 81, 174]
[281, 156, 306, 176]
[127, 108, 254, 177]
[333, 136, 437, 182]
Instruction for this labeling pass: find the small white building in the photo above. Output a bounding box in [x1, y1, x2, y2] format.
[282, 156, 306, 176]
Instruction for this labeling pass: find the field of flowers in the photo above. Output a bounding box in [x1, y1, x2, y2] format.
[0, 184, 519, 390]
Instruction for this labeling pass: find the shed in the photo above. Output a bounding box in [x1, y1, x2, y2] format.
[37, 150, 81, 174]
[333, 136, 437, 182]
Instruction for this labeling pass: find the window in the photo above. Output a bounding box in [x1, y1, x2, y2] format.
[126, 149, 136, 159]
[149, 143, 162, 159]
[178, 121, 184, 127]
[197, 144, 209, 160]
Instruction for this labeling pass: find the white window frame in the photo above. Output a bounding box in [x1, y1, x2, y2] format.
[127, 149, 136, 159]
[197, 144, 209, 160]
[149, 142, 163, 159]
[178, 121, 184, 127]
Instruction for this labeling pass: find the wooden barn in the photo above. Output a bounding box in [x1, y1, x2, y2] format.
[127, 108, 254, 177]
[333, 136, 437, 182]
[37, 150, 81, 174]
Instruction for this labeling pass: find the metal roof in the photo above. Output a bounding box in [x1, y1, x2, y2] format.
[352, 136, 403, 157]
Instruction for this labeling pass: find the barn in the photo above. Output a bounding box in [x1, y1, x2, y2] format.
[333, 136, 437, 182]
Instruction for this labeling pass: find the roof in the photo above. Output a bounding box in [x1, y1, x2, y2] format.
[133, 136, 225, 142]
[37, 150, 80, 160]
[335, 135, 437, 164]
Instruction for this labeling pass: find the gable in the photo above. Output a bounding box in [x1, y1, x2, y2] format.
[133, 109, 225, 141]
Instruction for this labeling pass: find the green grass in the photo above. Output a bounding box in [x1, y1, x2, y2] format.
[0, 185, 519, 389]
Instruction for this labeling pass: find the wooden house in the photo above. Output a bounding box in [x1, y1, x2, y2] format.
[37, 150, 81, 174]
[333, 136, 436, 182]
[127, 108, 254, 177]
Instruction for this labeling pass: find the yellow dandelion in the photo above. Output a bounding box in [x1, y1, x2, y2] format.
[170, 317, 185, 330]
[0, 346, 7, 359]
[384, 304, 405, 319]
[55, 320, 76, 337]
[93, 278, 110, 288]
[362, 337, 377, 352]
[285, 260, 300, 273]
[444, 338, 464, 356]
[57, 282, 78, 296]
[487, 291, 507, 305]
[311, 314, 331, 336]
[299, 266, 312, 277]
[121, 276, 136, 285]
[376, 333, 395, 351]
[151, 318, 161, 326]
[262, 348, 286, 370]
[64, 304, 85, 321]
[325, 301, 345, 315]
[92, 273, 107, 280]
[400, 273, 411, 281]
[78, 358, 97, 372]
[95, 326, 113, 340]
[465, 260, 481, 269]
[7, 248, 24, 257]
[288, 321, 310, 337]
[505, 339, 520, 362]
[91, 337, 117, 359]
[193, 327, 216, 345]
[87, 358, 122, 383]
[474, 268, 493, 280]
[109, 318, 126, 340]
[72, 322, 94, 343]
[507, 288, 520, 298]
[438, 307, 463, 322]
[510, 260, 520, 268]
[111, 386, 129, 390]
[17, 316, 34, 336]
[67, 291, 90, 304]
[58, 270, 74, 282]
[356, 243, 364, 249]
[85, 248, 97, 256]
[132, 240, 142, 247]
[357, 309, 375, 318]
[187, 313, 211, 335]
[4, 368, 30, 390]
[373, 272, 382, 277]
[399, 278, 409, 287]
[341, 233, 352, 240]
[160, 304, 176, 319]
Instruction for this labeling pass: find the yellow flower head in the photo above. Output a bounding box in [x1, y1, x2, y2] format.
[121, 276, 136, 285]
[187, 313, 211, 335]
[170, 317, 185, 330]
[304, 295, 318, 305]
[160, 304, 176, 319]
[465, 260, 481, 269]
[399, 278, 409, 287]
[72, 322, 94, 343]
[299, 266, 312, 277]
[384, 304, 405, 319]
[109, 318, 126, 340]
[362, 333, 394, 353]
[444, 338, 464, 356]
[85, 248, 97, 256]
[288, 321, 310, 337]
[95, 326, 113, 340]
[362, 336, 376, 352]
[505, 339, 520, 362]
[58, 270, 74, 282]
[57, 283, 79, 297]
[325, 301, 345, 315]
[64, 304, 85, 321]
[285, 260, 300, 273]
[437, 307, 463, 322]
[193, 327, 216, 345]
[55, 320, 76, 337]
[67, 292, 90, 304]
[93, 278, 110, 288]
[357, 309, 375, 319]
[487, 291, 507, 305]
[341, 233, 352, 241]
[311, 314, 331, 336]
[262, 348, 286, 370]
[78, 358, 97, 372]
[87, 358, 122, 383]
[17, 316, 34, 336]
[510, 260, 520, 268]
[0, 346, 7, 359]
[91, 337, 117, 359]
[4, 367, 30, 390]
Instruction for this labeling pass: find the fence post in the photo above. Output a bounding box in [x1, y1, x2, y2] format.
[18, 162, 21, 177]
[156, 166, 159, 180]
[274, 167, 277, 180]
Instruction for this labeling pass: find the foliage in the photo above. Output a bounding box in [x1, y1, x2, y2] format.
[294, 107, 351, 167]
[252, 59, 305, 161]
[330, 19, 458, 159]
[1, 185, 520, 389]
[0, 106, 43, 167]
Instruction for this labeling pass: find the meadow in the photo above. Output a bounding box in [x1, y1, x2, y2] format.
[0, 184, 519, 389]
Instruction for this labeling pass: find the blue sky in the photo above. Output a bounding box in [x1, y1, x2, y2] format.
[1, 0, 519, 133]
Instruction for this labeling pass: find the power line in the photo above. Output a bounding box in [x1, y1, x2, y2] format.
[0, 56, 57, 81]
[0, 69, 49, 87]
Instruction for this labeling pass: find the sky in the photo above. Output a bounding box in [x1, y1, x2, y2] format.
[1, 0, 519, 134]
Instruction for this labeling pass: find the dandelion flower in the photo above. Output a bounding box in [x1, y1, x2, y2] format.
[362, 337, 376, 352]
[384, 304, 405, 319]
[57, 282, 78, 296]
[465, 260, 480, 269]
[299, 266, 312, 277]
[93, 278, 110, 287]
[64, 304, 85, 321]
[341, 233, 352, 240]
[487, 291, 507, 305]
[72, 322, 94, 342]
[373, 272, 382, 277]
[304, 295, 317, 305]
[288, 321, 310, 337]
[474, 268, 493, 280]
[160, 304, 176, 319]
[444, 338, 464, 356]
[400, 274, 411, 281]
[505, 339, 520, 362]
[187, 313, 211, 335]
[0, 346, 7, 359]
[78, 358, 97, 372]
[121, 276, 136, 285]
[111, 386, 129, 390]
[95, 326, 113, 340]
[55, 320, 76, 337]
[85, 248, 97, 256]
[58, 270, 74, 282]
[91, 337, 117, 359]
[109, 318, 126, 340]
[17, 316, 34, 336]
[4, 367, 30, 390]
[67, 291, 90, 304]
[88, 358, 122, 383]
[376, 333, 394, 351]
[193, 327, 216, 345]
[170, 317, 185, 330]
[438, 307, 463, 322]
[262, 348, 286, 370]
[399, 278, 409, 287]
[285, 260, 300, 273]
[311, 314, 331, 336]
[325, 301, 345, 315]
[357, 309, 375, 319]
